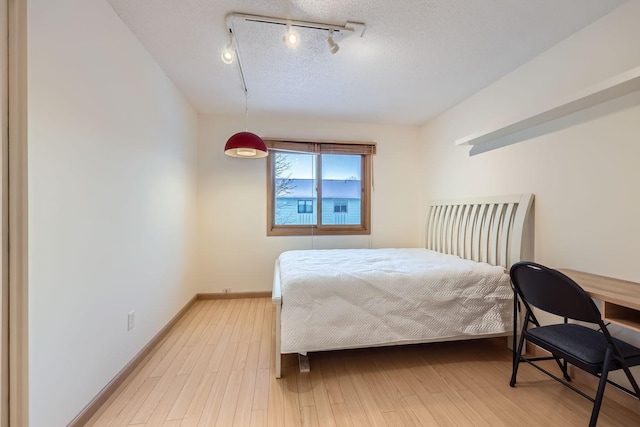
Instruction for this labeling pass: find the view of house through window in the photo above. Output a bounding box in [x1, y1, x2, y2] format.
[275, 153, 361, 226]
[266, 140, 375, 236]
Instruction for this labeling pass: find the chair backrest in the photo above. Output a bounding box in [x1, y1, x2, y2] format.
[510, 261, 603, 324]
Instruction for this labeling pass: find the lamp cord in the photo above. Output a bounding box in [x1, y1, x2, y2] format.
[244, 90, 249, 131]
[229, 20, 249, 93]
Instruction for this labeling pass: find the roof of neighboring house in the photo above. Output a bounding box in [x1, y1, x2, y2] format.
[276, 178, 361, 199]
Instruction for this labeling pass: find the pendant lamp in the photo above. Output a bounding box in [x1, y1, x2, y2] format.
[224, 90, 268, 158]
[224, 131, 268, 158]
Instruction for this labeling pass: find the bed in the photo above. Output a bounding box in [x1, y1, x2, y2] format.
[272, 194, 535, 378]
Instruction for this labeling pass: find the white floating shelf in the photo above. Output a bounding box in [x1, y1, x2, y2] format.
[456, 65, 640, 147]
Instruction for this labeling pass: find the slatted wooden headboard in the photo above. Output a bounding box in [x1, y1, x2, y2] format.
[426, 194, 534, 268]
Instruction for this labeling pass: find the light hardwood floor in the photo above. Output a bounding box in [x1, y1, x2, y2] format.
[87, 298, 640, 426]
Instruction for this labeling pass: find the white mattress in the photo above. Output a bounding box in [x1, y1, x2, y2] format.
[279, 248, 513, 354]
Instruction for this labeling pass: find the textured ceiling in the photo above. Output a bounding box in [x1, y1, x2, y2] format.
[107, 0, 626, 125]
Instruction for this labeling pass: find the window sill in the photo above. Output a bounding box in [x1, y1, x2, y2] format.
[267, 226, 370, 236]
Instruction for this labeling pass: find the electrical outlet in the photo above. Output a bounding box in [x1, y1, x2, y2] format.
[128, 310, 135, 331]
[222, 288, 231, 294]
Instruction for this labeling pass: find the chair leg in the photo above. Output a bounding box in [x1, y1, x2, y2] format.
[563, 359, 571, 382]
[510, 329, 527, 387]
[589, 349, 612, 427]
[553, 357, 571, 382]
[619, 360, 640, 399]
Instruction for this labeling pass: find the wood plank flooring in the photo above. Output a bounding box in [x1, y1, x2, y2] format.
[87, 298, 640, 426]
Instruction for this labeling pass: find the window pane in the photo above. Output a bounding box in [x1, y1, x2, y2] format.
[267, 142, 371, 236]
[321, 154, 361, 225]
[274, 152, 317, 225]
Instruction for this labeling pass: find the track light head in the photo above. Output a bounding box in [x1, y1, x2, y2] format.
[221, 46, 235, 64]
[327, 32, 340, 54]
[283, 29, 300, 47]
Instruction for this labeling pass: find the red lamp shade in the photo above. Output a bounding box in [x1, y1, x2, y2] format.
[224, 132, 268, 158]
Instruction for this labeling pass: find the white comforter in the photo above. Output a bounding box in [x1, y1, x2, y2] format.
[279, 248, 512, 354]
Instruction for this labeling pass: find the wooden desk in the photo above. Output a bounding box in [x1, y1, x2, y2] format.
[559, 269, 640, 333]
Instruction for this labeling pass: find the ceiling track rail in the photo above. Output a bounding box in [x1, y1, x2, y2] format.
[225, 12, 366, 36]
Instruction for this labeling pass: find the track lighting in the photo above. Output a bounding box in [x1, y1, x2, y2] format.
[326, 30, 339, 54]
[223, 13, 366, 62]
[221, 45, 235, 64]
[221, 27, 236, 65]
[283, 29, 300, 47]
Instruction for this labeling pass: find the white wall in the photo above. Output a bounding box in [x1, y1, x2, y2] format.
[197, 115, 423, 293]
[24, 0, 639, 423]
[27, 1, 198, 426]
[421, 0, 640, 281]
[420, 0, 640, 364]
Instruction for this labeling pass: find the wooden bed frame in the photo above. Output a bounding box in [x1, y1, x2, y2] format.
[272, 193, 535, 378]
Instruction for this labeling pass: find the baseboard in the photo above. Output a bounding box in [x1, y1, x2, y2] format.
[198, 291, 272, 300]
[67, 294, 199, 427]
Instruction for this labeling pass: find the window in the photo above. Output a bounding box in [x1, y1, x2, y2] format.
[297, 200, 313, 214]
[333, 200, 348, 213]
[266, 139, 375, 236]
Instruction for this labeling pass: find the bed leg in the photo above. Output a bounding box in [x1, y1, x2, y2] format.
[298, 354, 310, 373]
[275, 302, 282, 379]
[275, 351, 281, 379]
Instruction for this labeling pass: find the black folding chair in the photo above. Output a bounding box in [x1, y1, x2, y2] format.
[509, 261, 640, 427]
